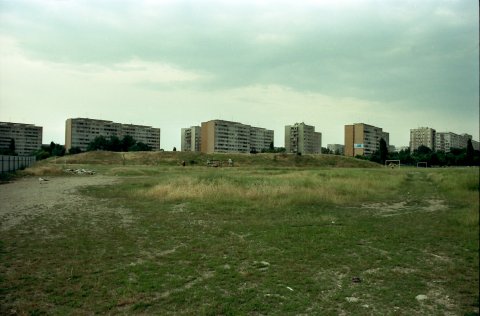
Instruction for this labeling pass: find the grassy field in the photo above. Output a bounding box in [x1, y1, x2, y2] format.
[1, 153, 478, 315]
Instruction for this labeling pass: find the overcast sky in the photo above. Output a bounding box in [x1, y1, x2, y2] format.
[0, 0, 478, 150]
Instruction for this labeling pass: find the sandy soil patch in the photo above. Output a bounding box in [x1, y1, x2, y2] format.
[362, 199, 448, 217]
[0, 176, 118, 231]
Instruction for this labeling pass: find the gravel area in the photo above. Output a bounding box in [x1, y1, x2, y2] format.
[0, 176, 117, 231]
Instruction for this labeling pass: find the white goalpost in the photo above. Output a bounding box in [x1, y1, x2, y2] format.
[417, 162, 428, 168]
[385, 160, 401, 168]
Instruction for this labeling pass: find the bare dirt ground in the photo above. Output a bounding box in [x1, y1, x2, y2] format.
[0, 176, 118, 232]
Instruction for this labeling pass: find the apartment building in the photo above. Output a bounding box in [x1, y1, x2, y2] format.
[344, 123, 389, 157]
[435, 132, 472, 153]
[250, 126, 274, 153]
[181, 126, 201, 152]
[473, 140, 480, 151]
[285, 122, 322, 154]
[200, 120, 274, 154]
[410, 127, 436, 151]
[0, 122, 43, 156]
[65, 118, 160, 152]
[327, 144, 344, 155]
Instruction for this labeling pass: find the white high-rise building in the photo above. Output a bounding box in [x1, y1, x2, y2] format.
[200, 120, 274, 154]
[65, 118, 161, 152]
[181, 126, 201, 152]
[410, 127, 436, 151]
[435, 132, 472, 153]
[0, 122, 43, 156]
[285, 122, 322, 155]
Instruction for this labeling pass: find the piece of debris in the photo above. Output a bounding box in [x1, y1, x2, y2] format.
[351, 276, 362, 283]
[38, 177, 49, 182]
[64, 168, 96, 175]
[253, 261, 270, 272]
[346, 297, 359, 303]
[415, 294, 428, 301]
[286, 286, 294, 291]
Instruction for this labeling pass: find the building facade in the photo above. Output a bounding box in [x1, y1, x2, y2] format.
[285, 122, 322, 155]
[65, 118, 161, 152]
[250, 127, 274, 153]
[200, 120, 274, 154]
[181, 126, 201, 152]
[435, 132, 472, 153]
[410, 127, 436, 151]
[327, 144, 345, 155]
[472, 140, 480, 151]
[0, 122, 43, 156]
[344, 123, 389, 157]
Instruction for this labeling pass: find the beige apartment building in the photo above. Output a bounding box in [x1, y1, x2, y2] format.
[181, 126, 201, 152]
[285, 122, 322, 155]
[65, 118, 161, 152]
[344, 123, 389, 157]
[410, 127, 436, 151]
[0, 122, 43, 156]
[200, 120, 274, 154]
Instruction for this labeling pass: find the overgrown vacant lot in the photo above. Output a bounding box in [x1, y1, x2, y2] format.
[0, 156, 478, 315]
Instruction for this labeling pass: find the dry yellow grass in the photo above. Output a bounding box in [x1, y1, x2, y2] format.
[142, 171, 405, 207]
[21, 165, 64, 176]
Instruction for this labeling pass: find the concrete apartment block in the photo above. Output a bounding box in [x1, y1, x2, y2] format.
[0, 122, 43, 156]
[344, 123, 389, 157]
[181, 126, 201, 152]
[435, 132, 472, 153]
[285, 122, 322, 155]
[65, 118, 161, 152]
[473, 140, 480, 151]
[250, 127, 274, 153]
[200, 120, 274, 154]
[410, 127, 436, 151]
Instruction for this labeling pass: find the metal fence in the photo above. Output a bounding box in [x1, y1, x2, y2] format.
[0, 155, 36, 173]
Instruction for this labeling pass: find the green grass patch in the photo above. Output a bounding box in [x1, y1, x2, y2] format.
[1, 165, 478, 315]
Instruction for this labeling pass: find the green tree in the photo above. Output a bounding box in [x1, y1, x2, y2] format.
[466, 139, 474, 165]
[379, 138, 388, 164]
[121, 135, 136, 151]
[68, 147, 82, 155]
[49, 141, 56, 154]
[108, 136, 122, 152]
[87, 136, 108, 151]
[129, 142, 151, 151]
[398, 148, 413, 165]
[52, 144, 65, 156]
[321, 147, 333, 154]
[32, 148, 50, 160]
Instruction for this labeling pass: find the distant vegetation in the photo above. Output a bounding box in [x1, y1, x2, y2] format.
[31, 142, 66, 160]
[31, 136, 152, 161]
[358, 138, 479, 167]
[86, 135, 152, 152]
[26, 136, 479, 167]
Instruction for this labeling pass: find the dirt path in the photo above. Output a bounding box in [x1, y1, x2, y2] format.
[0, 176, 118, 231]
